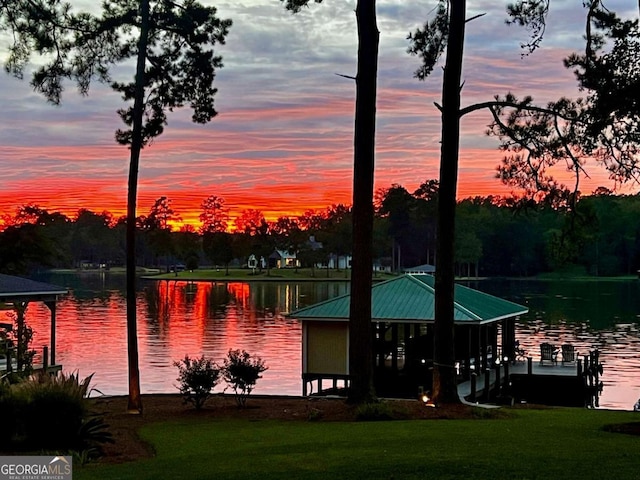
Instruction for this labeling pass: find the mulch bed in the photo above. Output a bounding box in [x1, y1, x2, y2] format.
[89, 394, 484, 464]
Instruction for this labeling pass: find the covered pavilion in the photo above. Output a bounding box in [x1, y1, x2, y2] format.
[291, 274, 528, 397]
[0, 274, 67, 372]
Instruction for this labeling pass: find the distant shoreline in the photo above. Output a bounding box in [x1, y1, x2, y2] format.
[46, 268, 639, 283]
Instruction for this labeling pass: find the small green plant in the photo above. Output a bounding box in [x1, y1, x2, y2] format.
[355, 401, 410, 421]
[1, 311, 36, 375]
[174, 355, 221, 410]
[7, 371, 112, 453]
[222, 349, 267, 407]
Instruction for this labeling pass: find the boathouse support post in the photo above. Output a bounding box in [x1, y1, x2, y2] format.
[471, 325, 480, 377]
[527, 356, 533, 375]
[391, 323, 398, 371]
[490, 325, 498, 366]
[470, 373, 477, 402]
[480, 325, 488, 371]
[484, 368, 491, 401]
[6, 347, 11, 373]
[464, 326, 472, 380]
[501, 318, 516, 364]
[43, 345, 49, 371]
[44, 300, 57, 366]
[503, 359, 510, 395]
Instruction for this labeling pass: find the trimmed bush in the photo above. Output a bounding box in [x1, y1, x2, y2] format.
[174, 355, 221, 410]
[222, 349, 267, 407]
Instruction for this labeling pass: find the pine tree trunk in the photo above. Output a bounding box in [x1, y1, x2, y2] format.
[125, 0, 149, 414]
[433, 0, 466, 405]
[347, 0, 379, 404]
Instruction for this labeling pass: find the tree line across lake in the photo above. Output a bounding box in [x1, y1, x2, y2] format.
[1, 182, 638, 278]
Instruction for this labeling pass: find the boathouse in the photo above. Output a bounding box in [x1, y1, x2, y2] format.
[291, 274, 528, 397]
[0, 274, 67, 374]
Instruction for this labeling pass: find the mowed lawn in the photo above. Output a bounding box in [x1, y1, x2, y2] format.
[77, 408, 640, 480]
[147, 267, 396, 281]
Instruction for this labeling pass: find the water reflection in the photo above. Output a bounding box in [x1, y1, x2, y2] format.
[7, 274, 640, 410]
[11, 275, 349, 399]
[466, 279, 640, 410]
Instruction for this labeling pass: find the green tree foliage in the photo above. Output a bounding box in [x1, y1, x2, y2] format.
[322, 205, 352, 275]
[143, 197, 180, 271]
[0, 224, 55, 274]
[202, 231, 234, 274]
[71, 209, 122, 268]
[4, 189, 640, 278]
[174, 227, 200, 271]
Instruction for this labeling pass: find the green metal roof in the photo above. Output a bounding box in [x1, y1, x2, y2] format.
[290, 274, 527, 324]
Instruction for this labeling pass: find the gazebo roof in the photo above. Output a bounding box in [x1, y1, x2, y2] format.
[0, 274, 67, 302]
[291, 274, 527, 324]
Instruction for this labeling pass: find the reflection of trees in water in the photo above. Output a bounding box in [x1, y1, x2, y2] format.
[21, 275, 640, 403]
[33, 272, 127, 302]
[207, 283, 232, 318]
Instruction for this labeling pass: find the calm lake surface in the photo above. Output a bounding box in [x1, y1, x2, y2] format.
[15, 272, 640, 410]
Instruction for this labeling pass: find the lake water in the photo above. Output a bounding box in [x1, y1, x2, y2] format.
[13, 273, 640, 410]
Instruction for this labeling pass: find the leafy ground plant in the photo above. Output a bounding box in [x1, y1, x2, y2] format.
[174, 355, 221, 410]
[3, 371, 112, 456]
[222, 349, 267, 407]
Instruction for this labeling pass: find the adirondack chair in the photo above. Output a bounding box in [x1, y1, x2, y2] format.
[513, 340, 526, 363]
[561, 344, 576, 364]
[539, 342, 558, 365]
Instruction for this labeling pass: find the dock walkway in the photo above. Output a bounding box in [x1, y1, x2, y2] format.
[458, 359, 586, 405]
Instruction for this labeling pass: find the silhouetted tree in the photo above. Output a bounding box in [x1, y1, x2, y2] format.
[282, 0, 379, 403]
[199, 195, 229, 234]
[68, 0, 232, 413]
[144, 197, 179, 271]
[408, 0, 640, 403]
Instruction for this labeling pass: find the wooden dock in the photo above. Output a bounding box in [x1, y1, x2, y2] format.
[0, 345, 62, 378]
[0, 361, 62, 377]
[460, 353, 603, 407]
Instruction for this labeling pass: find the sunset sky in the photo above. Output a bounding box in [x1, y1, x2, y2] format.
[1, 0, 638, 228]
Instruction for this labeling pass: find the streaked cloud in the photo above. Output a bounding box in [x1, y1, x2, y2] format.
[0, 0, 634, 227]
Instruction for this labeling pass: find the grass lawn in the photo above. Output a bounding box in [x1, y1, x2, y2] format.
[145, 267, 395, 282]
[77, 408, 640, 480]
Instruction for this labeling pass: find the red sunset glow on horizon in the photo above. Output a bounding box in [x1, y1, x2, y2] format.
[2, 1, 638, 229]
[0, 156, 628, 231]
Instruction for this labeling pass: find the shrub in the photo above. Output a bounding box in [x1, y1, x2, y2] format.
[174, 355, 221, 410]
[9, 372, 112, 454]
[0, 380, 19, 448]
[222, 349, 267, 407]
